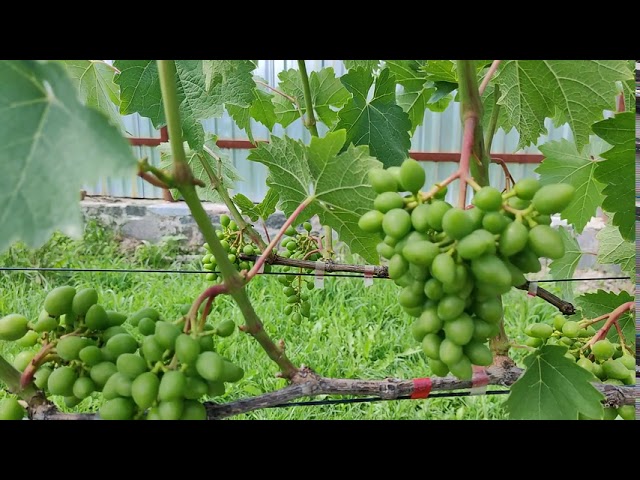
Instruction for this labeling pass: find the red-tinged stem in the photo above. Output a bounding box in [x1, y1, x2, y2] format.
[138, 171, 170, 189]
[457, 116, 478, 209]
[302, 248, 323, 261]
[187, 283, 229, 333]
[201, 295, 216, 331]
[617, 93, 625, 113]
[584, 301, 634, 349]
[419, 170, 461, 202]
[245, 196, 314, 281]
[20, 342, 55, 389]
[479, 60, 502, 95]
[613, 320, 631, 354]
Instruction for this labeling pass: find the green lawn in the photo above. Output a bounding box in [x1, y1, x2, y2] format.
[0, 220, 563, 420]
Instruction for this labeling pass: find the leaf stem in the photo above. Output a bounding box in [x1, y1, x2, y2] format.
[297, 60, 319, 137]
[583, 301, 635, 350]
[478, 60, 501, 95]
[200, 146, 266, 250]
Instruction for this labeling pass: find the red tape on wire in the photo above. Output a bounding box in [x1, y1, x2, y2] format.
[411, 377, 432, 399]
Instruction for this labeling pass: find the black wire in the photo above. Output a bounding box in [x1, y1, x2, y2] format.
[267, 389, 511, 409]
[0, 267, 630, 283]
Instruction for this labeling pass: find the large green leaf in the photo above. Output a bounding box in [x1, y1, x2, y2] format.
[114, 60, 165, 127]
[536, 139, 605, 233]
[61, 60, 122, 130]
[115, 60, 255, 150]
[596, 224, 634, 278]
[247, 131, 382, 263]
[335, 67, 411, 167]
[548, 227, 582, 301]
[227, 87, 278, 143]
[575, 290, 634, 345]
[158, 135, 241, 203]
[506, 345, 604, 420]
[495, 60, 632, 149]
[272, 67, 350, 129]
[591, 112, 634, 241]
[0, 61, 136, 253]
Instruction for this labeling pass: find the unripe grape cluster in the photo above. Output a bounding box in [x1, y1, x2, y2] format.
[201, 213, 262, 283]
[358, 158, 575, 380]
[275, 223, 321, 324]
[524, 314, 635, 420]
[0, 285, 241, 420]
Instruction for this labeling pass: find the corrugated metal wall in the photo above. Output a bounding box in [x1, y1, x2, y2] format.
[84, 60, 575, 203]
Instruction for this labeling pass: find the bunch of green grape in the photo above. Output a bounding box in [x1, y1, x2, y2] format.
[0, 285, 242, 420]
[202, 213, 261, 282]
[275, 223, 322, 324]
[358, 158, 575, 380]
[525, 314, 635, 420]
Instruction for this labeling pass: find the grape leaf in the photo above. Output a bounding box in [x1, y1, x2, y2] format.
[343, 60, 380, 73]
[506, 345, 604, 420]
[114, 60, 165, 127]
[271, 69, 304, 128]
[174, 60, 255, 150]
[247, 130, 382, 263]
[420, 60, 458, 83]
[232, 193, 260, 221]
[159, 135, 241, 203]
[273, 67, 350, 129]
[494, 60, 632, 149]
[250, 89, 277, 131]
[227, 73, 277, 142]
[0, 60, 136, 253]
[61, 60, 123, 130]
[233, 188, 279, 222]
[548, 227, 582, 301]
[115, 60, 255, 150]
[311, 67, 351, 129]
[536, 139, 605, 233]
[256, 188, 279, 220]
[592, 112, 634, 241]
[596, 224, 634, 277]
[575, 290, 634, 345]
[335, 67, 411, 167]
[385, 60, 454, 131]
[202, 60, 257, 91]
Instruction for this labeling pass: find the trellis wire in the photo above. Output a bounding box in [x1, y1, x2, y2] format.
[0, 267, 630, 283]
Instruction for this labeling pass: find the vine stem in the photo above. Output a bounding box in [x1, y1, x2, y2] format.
[478, 60, 501, 95]
[297, 60, 319, 137]
[583, 301, 635, 349]
[201, 145, 267, 250]
[245, 196, 314, 281]
[323, 225, 333, 259]
[156, 60, 298, 379]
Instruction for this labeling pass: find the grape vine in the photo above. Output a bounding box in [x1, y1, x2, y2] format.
[0, 59, 635, 420]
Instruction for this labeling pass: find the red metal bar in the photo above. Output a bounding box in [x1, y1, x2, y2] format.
[127, 134, 543, 164]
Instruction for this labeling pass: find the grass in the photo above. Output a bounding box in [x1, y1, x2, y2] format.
[0, 220, 579, 420]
